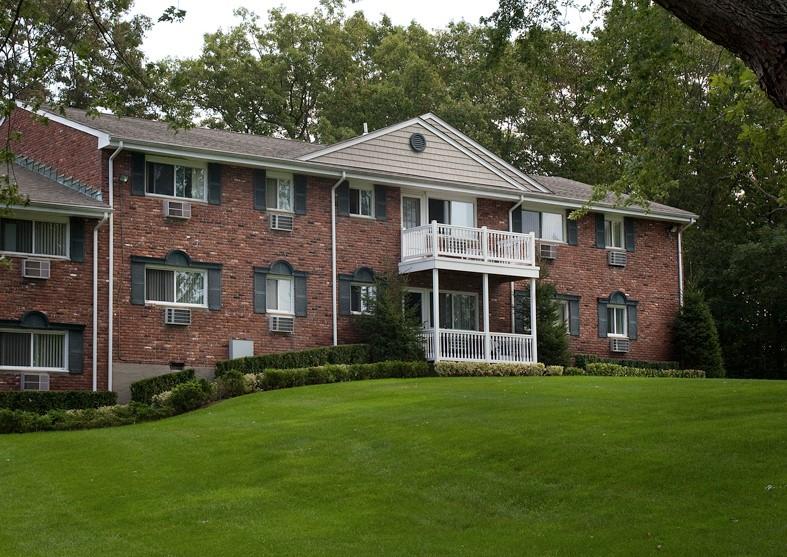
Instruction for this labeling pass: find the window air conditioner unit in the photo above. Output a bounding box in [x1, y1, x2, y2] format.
[539, 243, 557, 260]
[163, 199, 192, 219]
[270, 213, 294, 232]
[608, 250, 627, 267]
[21, 374, 49, 391]
[22, 259, 51, 279]
[164, 307, 192, 326]
[610, 338, 630, 353]
[269, 315, 295, 334]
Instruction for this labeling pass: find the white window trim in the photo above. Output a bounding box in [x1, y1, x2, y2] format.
[0, 329, 68, 373]
[266, 275, 295, 316]
[349, 183, 375, 219]
[144, 265, 209, 309]
[0, 214, 70, 259]
[350, 283, 376, 315]
[266, 172, 295, 214]
[405, 287, 480, 331]
[605, 214, 625, 250]
[145, 155, 209, 203]
[607, 304, 628, 338]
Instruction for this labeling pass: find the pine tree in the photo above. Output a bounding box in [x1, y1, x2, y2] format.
[674, 289, 725, 377]
[535, 282, 572, 366]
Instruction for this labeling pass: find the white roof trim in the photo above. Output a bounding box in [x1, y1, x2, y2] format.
[8, 203, 111, 217]
[15, 102, 111, 148]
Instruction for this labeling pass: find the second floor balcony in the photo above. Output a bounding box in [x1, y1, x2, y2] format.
[399, 222, 539, 278]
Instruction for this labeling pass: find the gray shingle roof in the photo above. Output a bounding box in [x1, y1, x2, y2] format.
[3, 164, 108, 209]
[58, 107, 324, 159]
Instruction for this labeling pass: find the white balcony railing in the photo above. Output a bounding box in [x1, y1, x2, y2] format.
[402, 222, 536, 267]
[420, 329, 535, 363]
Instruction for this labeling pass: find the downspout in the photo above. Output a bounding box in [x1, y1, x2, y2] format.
[331, 171, 347, 346]
[92, 212, 109, 391]
[107, 142, 123, 391]
[508, 196, 525, 332]
[677, 218, 696, 307]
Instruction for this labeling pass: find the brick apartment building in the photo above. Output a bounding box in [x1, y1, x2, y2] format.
[0, 105, 696, 396]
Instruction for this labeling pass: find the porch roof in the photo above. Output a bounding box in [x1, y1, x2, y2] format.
[2, 163, 109, 213]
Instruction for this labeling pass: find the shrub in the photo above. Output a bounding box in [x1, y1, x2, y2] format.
[434, 361, 547, 377]
[0, 402, 173, 434]
[215, 370, 252, 399]
[563, 366, 586, 376]
[130, 369, 196, 404]
[0, 390, 117, 414]
[573, 354, 680, 370]
[168, 379, 213, 413]
[544, 365, 564, 376]
[584, 363, 705, 378]
[674, 289, 725, 377]
[257, 361, 433, 391]
[216, 344, 370, 376]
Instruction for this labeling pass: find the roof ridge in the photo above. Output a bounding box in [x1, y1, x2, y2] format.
[14, 155, 103, 201]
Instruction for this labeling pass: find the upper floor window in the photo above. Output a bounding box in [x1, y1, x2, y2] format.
[605, 215, 624, 249]
[429, 198, 474, 227]
[350, 185, 374, 217]
[521, 209, 564, 242]
[266, 275, 294, 314]
[145, 267, 207, 307]
[146, 157, 206, 201]
[0, 330, 66, 371]
[266, 176, 294, 212]
[0, 218, 67, 257]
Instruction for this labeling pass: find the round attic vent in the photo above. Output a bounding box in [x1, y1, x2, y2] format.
[409, 133, 427, 152]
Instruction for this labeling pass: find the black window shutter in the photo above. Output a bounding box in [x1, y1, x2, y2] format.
[294, 174, 308, 214]
[253, 270, 267, 313]
[207, 163, 222, 205]
[339, 276, 351, 315]
[624, 218, 636, 252]
[68, 329, 84, 374]
[566, 210, 578, 245]
[131, 260, 145, 305]
[597, 301, 608, 337]
[69, 217, 85, 262]
[627, 303, 638, 339]
[253, 169, 267, 211]
[511, 208, 522, 233]
[569, 299, 580, 336]
[207, 268, 221, 310]
[513, 290, 528, 334]
[131, 153, 146, 196]
[336, 181, 350, 216]
[295, 274, 307, 317]
[595, 213, 605, 248]
[374, 185, 387, 220]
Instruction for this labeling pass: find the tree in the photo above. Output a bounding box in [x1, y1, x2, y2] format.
[535, 282, 572, 366]
[673, 289, 725, 377]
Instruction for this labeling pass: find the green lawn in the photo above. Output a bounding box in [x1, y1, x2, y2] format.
[1, 377, 786, 556]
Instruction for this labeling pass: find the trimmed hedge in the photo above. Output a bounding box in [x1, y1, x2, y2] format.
[574, 354, 680, 371]
[0, 402, 171, 434]
[0, 390, 117, 414]
[584, 363, 705, 378]
[258, 361, 433, 390]
[168, 379, 213, 413]
[216, 344, 371, 376]
[435, 361, 548, 377]
[130, 369, 196, 404]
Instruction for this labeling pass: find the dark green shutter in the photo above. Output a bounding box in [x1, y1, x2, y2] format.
[374, 185, 387, 220]
[513, 290, 528, 334]
[336, 181, 350, 216]
[131, 153, 145, 196]
[253, 270, 267, 313]
[207, 268, 221, 310]
[68, 329, 84, 374]
[294, 174, 307, 214]
[624, 217, 636, 252]
[595, 213, 605, 248]
[511, 209, 522, 233]
[253, 169, 267, 210]
[627, 303, 638, 339]
[569, 299, 580, 336]
[339, 276, 351, 315]
[131, 260, 145, 305]
[69, 217, 85, 262]
[207, 163, 222, 205]
[294, 273, 307, 317]
[597, 301, 608, 337]
[566, 210, 578, 245]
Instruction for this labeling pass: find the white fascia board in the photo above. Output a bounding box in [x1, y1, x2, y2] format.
[15, 102, 112, 148]
[9, 202, 111, 218]
[519, 194, 696, 223]
[297, 118, 423, 161]
[399, 258, 541, 279]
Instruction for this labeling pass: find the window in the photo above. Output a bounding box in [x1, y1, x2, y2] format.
[349, 186, 374, 217]
[607, 305, 627, 337]
[405, 290, 478, 330]
[402, 196, 421, 229]
[145, 268, 206, 307]
[1, 218, 67, 257]
[557, 299, 570, 333]
[605, 216, 624, 249]
[266, 176, 293, 212]
[0, 331, 66, 371]
[266, 276, 294, 314]
[351, 284, 376, 314]
[519, 209, 564, 242]
[428, 199, 474, 227]
[146, 159, 206, 201]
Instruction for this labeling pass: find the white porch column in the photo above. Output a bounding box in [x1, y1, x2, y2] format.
[432, 267, 440, 361]
[530, 277, 538, 363]
[482, 273, 491, 362]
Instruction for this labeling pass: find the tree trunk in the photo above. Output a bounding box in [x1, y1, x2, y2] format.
[654, 0, 787, 110]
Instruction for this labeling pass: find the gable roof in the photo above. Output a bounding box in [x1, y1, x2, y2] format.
[3, 163, 108, 212]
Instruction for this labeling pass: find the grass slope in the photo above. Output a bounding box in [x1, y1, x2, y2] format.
[1, 377, 786, 556]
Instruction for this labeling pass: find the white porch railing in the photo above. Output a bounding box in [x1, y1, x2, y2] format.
[401, 222, 536, 267]
[420, 329, 535, 363]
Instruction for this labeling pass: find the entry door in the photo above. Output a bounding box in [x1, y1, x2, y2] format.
[402, 196, 422, 229]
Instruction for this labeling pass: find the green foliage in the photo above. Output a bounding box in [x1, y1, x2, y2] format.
[0, 402, 172, 434]
[536, 282, 571, 366]
[563, 366, 586, 376]
[215, 370, 254, 399]
[358, 274, 425, 362]
[0, 390, 116, 414]
[573, 354, 680, 371]
[584, 363, 705, 378]
[168, 379, 213, 413]
[434, 361, 547, 376]
[215, 344, 370, 375]
[257, 361, 433, 391]
[130, 369, 196, 404]
[674, 289, 725, 377]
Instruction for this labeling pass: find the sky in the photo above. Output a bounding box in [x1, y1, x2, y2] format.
[133, 0, 589, 61]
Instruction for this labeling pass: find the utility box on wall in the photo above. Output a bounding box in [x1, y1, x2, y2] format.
[229, 339, 254, 360]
